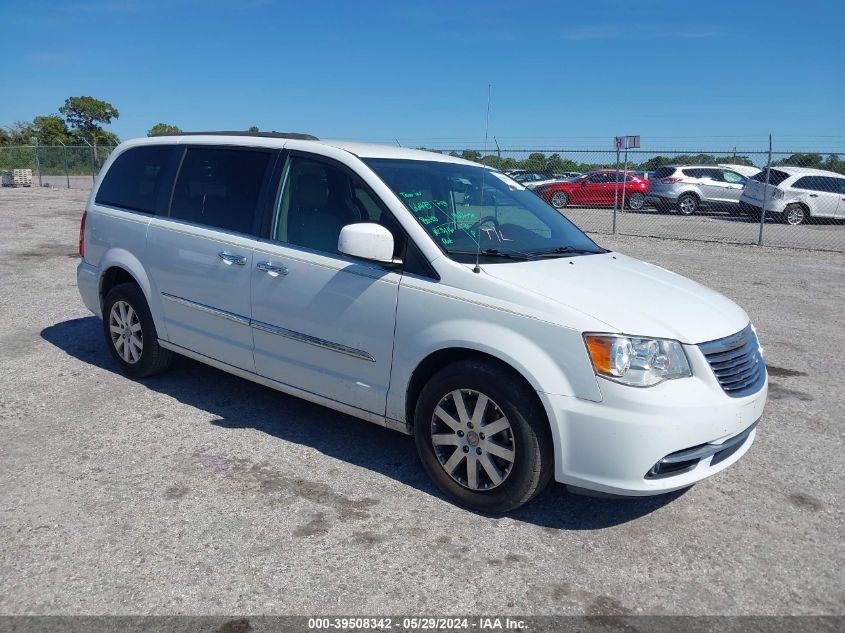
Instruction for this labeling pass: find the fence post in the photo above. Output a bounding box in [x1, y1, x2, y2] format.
[612, 146, 620, 234]
[82, 139, 95, 181]
[757, 134, 772, 246]
[60, 142, 70, 188]
[33, 137, 43, 187]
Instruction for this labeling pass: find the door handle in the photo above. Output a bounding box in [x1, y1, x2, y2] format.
[257, 261, 289, 276]
[809, 194, 818, 198]
[218, 251, 247, 265]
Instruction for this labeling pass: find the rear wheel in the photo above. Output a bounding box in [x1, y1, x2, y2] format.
[102, 283, 173, 378]
[414, 360, 553, 513]
[677, 193, 699, 216]
[783, 203, 809, 226]
[549, 191, 569, 209]
[627, 192, 645, 211]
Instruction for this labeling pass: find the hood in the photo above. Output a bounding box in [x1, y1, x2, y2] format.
[482, 252, 748, 344]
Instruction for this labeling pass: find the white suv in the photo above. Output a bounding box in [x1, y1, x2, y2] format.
[740, 166, 845, 225]
[77, 133, 767, 512]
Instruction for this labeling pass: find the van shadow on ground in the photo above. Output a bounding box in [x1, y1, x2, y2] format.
[42, 316, 686, 530]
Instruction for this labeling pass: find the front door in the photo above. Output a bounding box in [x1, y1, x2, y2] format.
[146, 146, 275, 371]
[250, 153, 401, 415]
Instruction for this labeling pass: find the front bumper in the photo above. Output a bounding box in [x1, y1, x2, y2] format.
[539, 343, 767, 496]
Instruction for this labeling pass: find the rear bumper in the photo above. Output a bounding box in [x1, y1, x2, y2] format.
[77, 260, 101, 318]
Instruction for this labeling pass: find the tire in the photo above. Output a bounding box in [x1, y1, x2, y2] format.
[549, 191, 569, 209]
[102, 283, 173, 378]
[414, 360, 554, 513]
[782, 203, 809, 226]
[626, 192, 645, 211]
[677, 193, 699, 216]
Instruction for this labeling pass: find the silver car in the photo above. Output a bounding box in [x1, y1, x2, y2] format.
[646, 165, 750, 215]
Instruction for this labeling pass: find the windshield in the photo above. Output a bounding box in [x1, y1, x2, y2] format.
[364, 158, 603, 262]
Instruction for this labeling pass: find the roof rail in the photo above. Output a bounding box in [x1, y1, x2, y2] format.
[151, 131, 319, 140]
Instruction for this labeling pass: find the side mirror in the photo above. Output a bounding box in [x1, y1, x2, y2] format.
[338, 223, 397, 265]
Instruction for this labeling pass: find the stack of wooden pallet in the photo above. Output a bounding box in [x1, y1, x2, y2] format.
[1, 169, 34, 187]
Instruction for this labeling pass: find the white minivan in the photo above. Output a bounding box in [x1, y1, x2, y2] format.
[77, 132, 767, 512]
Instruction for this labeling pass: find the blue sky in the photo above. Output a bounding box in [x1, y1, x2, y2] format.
[2, 0, 843, 152]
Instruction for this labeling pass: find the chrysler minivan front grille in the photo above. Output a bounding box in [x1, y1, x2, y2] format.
[698, 324, 766, 397]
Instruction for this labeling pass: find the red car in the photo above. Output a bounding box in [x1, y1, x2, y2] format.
[534, 170, 649, 211]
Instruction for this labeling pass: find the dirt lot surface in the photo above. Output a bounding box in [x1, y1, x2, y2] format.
[1, 188, 843, 615]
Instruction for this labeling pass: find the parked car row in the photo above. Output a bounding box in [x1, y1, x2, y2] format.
[504, 163, 845, 226]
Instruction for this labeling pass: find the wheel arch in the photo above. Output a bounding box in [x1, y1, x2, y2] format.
[404, 347, 550, 436]
[97, 249, 167, 339]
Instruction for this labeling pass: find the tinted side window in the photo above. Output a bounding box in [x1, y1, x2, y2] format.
[752, 169, 790, 186]
[95, 145, 178, 214]
[272, 155, 403, 256]
[170, 147, 271, 234]
[682, 168, 704, 178]
[652, 166, 675, 179]
[792, 176, 823, 191]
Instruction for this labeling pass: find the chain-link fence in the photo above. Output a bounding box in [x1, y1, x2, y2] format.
[0, 144, 116, 189]
[429, 148, 845, 253]
[2, 142, 844, 252]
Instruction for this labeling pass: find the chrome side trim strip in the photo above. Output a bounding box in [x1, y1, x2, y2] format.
[161, 292, 375, 362]
[251, 319, 376, 362]
[161, 292, 251, 326]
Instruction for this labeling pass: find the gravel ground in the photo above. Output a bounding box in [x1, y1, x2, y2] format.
[0, 188, 843, 616]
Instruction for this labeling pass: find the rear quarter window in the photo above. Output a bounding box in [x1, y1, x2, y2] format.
[651, 167, 676, 179]
[751, 169, 790, 187]
[169, 147, 272, 235]
[95, 145, 180, 214]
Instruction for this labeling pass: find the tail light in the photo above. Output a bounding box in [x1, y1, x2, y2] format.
[79, 210, 87, 258]
[772, 188, 785, 200]
[661, 178, 684, 184]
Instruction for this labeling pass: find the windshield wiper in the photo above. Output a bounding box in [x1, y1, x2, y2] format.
[450, 248, 532, 261]
[529, 245, 606, 258]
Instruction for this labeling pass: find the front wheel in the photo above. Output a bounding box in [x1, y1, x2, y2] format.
[102, 283, 173, 378]
[549, 191, 569, 209]
[414, 360, 553, 513]
[626, 192, 646, 211]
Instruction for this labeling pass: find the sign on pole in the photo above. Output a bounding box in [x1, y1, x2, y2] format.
[626, 135, 640, 149]
[615, 136, 624, 151]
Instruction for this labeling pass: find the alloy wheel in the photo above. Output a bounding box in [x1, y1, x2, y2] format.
[787, 207, 805, 225]
[628, 192, 645, 210]
[550, 191, 568, 209]
[430, 389, 516, 491]
[109, 300, 143, 364]
[678, 195, 697, 215]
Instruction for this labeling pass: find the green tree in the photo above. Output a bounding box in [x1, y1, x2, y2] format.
[775, 152, 823, 169]
[461, 150, 482, 163]
[721, 155, 755, 166]
[147, 122, 182, 137]
[824, 154, 844, 174]
[59, 96, 120, 143]
[247, 126, 259, 133]
[32, 115, 71, 145]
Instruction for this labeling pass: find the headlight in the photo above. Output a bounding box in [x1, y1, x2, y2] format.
[583, 334, 692, 387]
